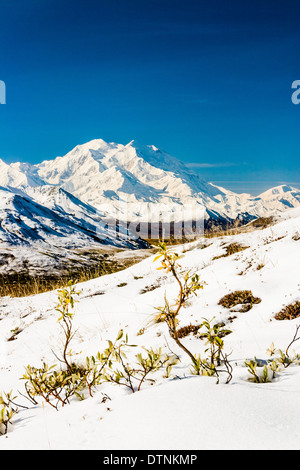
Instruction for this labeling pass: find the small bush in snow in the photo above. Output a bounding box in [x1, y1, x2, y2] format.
[22, 282, 178, 409]
[190, 318, 233, 383]
[245, 325, 300, 383]
[245, 359, 273, 383]
[0, 391, 18, 435]
[22, 329, 132, 408]
[23, 362, 86, 409]
[55, 280, 81, 373]
[103, 331, 178, 392]
[152, 243, 203, 370]
[153, 243, 233, 383]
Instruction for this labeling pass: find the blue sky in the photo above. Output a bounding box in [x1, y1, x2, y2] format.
[0, 0, 299, 194]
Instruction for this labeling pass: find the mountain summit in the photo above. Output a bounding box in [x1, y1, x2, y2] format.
[0, 138, 299, 275]
[1, 139, 300, 231]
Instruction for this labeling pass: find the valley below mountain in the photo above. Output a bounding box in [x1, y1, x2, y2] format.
[0, 138, 299, 281]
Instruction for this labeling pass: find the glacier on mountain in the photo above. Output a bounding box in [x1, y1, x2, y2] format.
[1, 138, 299, 227]
[0, 138, 299, 273]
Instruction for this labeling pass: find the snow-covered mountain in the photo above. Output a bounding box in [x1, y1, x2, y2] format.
[1, 139, 299, 233]
[0, 185, 148, 275]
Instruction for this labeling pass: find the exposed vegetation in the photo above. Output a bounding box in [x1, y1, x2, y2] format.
[103, 342, 178, 393]
[256, 263, 265, 271]
[0, 391, 18, 436]
[152, 243, 233, 383]
[274, 301, 300, 320]
[177, 323, 201, 338]
[292, 232, 300, 241]
[202, 216, 274, 240]
[212, 242, 249, 260]
[19, 279, 179, 412]
[145, 237, 198, 246]
[139, 280, 162, 294]
[0, 256, 146, 298]
[218, 290, 261, 312]
[249, 216, 274, 229]
[245, 325, 300, 383]
[1, 243, 299, 436]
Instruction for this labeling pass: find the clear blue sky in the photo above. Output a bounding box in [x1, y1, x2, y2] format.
[0, 0, 299, 194]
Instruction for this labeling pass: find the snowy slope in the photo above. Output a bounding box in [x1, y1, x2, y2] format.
[0, 159, 45, 188]
[0, 186, 148, 275]
[1, 139, 299, 227]
[0, 207, 299, 449]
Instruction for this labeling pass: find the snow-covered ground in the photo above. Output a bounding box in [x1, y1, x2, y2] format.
[0, 207, 299, 450]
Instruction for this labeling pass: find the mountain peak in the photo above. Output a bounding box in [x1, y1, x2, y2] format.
[0, 139, 299, 225]
[259, 184, 295, 197]
[60, 139, 124, 162]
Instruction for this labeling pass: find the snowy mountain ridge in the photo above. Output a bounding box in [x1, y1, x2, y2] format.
[0, 185, 148, 275]
[0, 138, 299, 272]
[1, 139, 299, 228]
